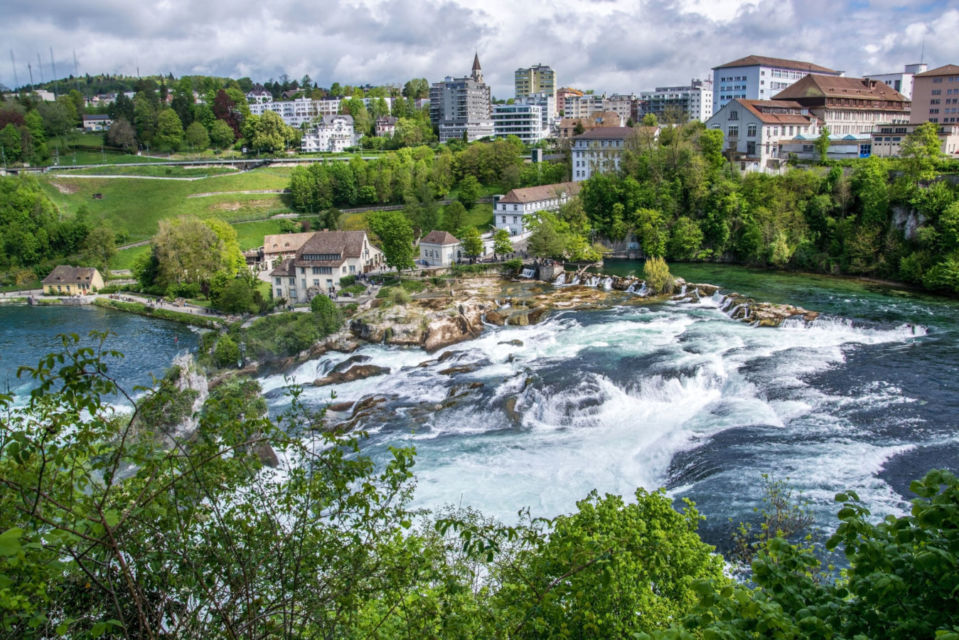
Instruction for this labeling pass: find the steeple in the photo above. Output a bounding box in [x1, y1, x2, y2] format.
[471, 52, 483, 83]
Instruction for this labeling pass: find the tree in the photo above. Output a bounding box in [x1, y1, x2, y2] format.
[184, 120, 210, 151]
[643, 256, 673, 293]
[443, 201, 467, 234]
[814, 125, 830, 164]
[310, 293, 342, 333]
[900, 121, 942, 182]
[368, 210, 415, 272]
[133, 92, 158, 146]
[668, 216, 703, 260]
[209, 119, 236, 149]
[493, 228, 513, 257]
[0, 124, 21, 163]
[245, 110, 297, 153]
[457, 175, 480, 208]
[459, 226, 484, 262]
[80, 226, 117, 272]
[154, 109, 184, 151]
[402, 78, 430, 99]
[105, 118, 137, 152]
[642, 113, 658, 127]
[151, 216, 243, 289]
[527, 213, 568, 260]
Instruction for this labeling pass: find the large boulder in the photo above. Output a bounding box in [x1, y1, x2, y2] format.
[314, 364, 390, 387]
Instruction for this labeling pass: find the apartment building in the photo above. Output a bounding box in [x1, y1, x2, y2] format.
[865, 63, 927, 101]
[640, 79, 713, 122]
[493, 103, 549, 145]
[773, 74, 910, 135]
[429, 54, 494, 142]
[301, 115, 357, 152]
[571, 127, 633, 181]
[911, 64, 959, 124]
[712, 54, 841, 114]
[515, 64, 556, 102]
[494, 182, 581, 235]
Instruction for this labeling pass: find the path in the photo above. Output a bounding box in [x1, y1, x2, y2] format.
[188, 189, 289, 198]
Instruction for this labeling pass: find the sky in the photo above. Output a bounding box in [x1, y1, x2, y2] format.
[3, 0, 958, 98]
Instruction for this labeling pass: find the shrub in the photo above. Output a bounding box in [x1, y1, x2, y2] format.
[310, 294, 342, 334]
[213, 335, 241, 368]
[400, 279, 425, 293]
[340, 275, 357, 287]
[643, 256, 673, 293]
[501, 258, 523, 275]
[390, 288, 411, 305]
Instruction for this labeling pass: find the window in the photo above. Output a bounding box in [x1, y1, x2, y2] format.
[747, 124, 757, 137]
[729, 110, 738, 121]
[728, 125, 738, 137]
[275, 277, 281, 284]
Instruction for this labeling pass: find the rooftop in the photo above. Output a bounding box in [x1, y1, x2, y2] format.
[713, 55, 838, 74]
[773, 75, 908, 103]
[42, 265, 100, 285]
[734, 99, 815, 125]
[263, 232, 315, 256]
[915, 64, 959, 78]
[499, 182, 581, 204]
[420, 230, 460, 246]
[573, 126, 634, 141]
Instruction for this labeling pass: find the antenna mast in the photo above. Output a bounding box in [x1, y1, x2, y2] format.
[37, 52, 44, 84]
[28, 62, 34, 86]
[9, 51, 18, 88]
[49, 47, 57, 97]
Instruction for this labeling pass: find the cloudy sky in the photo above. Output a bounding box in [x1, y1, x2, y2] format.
[3, 0, 958, 97]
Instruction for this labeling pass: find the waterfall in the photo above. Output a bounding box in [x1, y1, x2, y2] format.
[638, 283, 649, 297]
[587, 276, 599, 288]
[520, 268, 535, 278]
[602, 277, 613, 291]
[571, 276, 581, 285]
[553, 273, 566, 285]
[626, 282, 636, 293]
[680, 284, 687, 296]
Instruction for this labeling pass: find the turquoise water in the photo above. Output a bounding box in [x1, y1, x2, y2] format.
[261, 263, 959, 549]
[0, 304, 199, 403]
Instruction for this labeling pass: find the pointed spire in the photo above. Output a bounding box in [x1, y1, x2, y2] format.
[472, 52, 481, 72]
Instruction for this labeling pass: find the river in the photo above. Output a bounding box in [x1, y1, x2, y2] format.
[0, 304, 199, 404]
[259, 264, 959, 548]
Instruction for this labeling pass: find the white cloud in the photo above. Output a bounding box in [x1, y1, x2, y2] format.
[2, 0, 957, 96]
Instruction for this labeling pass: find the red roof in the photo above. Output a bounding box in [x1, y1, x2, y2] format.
[734, 99, 815, 125]
[499, 182, 580, 204]
[420, 230, 460, 246]
[915, 64, 959, 78]
[773, 75, 908, 103]
[573, 126, 633, 140]
[713, 55, 838, 74]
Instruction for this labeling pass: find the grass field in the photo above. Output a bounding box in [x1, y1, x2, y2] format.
[60, 165, 240, 178]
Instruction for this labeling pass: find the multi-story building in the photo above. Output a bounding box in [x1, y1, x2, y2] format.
[605, 94, 638, 125]
[558, 111, 622, 139]
[301, 115, 357, 152]
[871, 122, 959, 157]
[515, 92, 558, 121]
[82, 115, 112, 132]
[493, 103, 548, 145]
[42, 266, 104, 296]
[705, 98, 819, 173]
[865, 63, 927, 101]
[247, 97, 342, 127]
[429, 54, 494, 142]
[246, 85, 272, 104]
[571, 127, 633, 181]
[263, 232, 316, 270]
[712, 55, 841, 114]
[515, 64, 556, 102]
[773, 74, 910, 135]
[494, 182, 581, 235]
[270, 231, 384, 302]
[556, 87, 584, 115]
[640, 79, 713, 122]
[564, 94, 612, 120]
[911, 64, 959, 124]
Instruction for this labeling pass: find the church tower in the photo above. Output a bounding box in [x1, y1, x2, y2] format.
[471, 52, 483, 83]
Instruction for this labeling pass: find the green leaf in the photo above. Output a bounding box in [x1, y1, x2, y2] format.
[0, 528, 23, 557]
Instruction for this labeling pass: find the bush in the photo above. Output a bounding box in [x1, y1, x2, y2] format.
[643, 256, 673, 293]
[340, 275, 357, 287]
[213, 335, 241, 368]
[390, 288, 411, 305]
[400, 279, 425, 293]
[501, 258, 523, 275]
[310, 294, 342, 334]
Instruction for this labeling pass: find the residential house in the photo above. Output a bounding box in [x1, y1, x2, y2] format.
[571, 127, 633, 181]
[494, 182, 581, 235]
[263, 232, 316, 269]
[705, 98, 820, 173]
[430, 54, 494, 142]
[556, 87, 584, 115]
[270, 231, 384, 302]
[712, 54, 841, 114]
[419, 230, 461, 266]
[865, 63, 927, 100]
[910, 64, 959, 124]
[246, 85, 273, 104]
[773, 74, 910, 136]
[375, 116, 398, 137]
[301, 115, 357, 152]
[82, 115, 113, 132]
[42, 266, 104, 295]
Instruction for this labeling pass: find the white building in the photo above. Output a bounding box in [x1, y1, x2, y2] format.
[564, 94, 610, 120]
[375, 116, 398, 137]
[865, 63, 927, 101]
[82, 115, 113, 132]
[571, 127, 633, 181]
[712, 55, 841, 114]
[604, 94, 637, 126]
[249, 98, 319, 128]
[640, 79, 713, 122]
[270, 231, 384, 302]
[246, 86, 272, 104]
[705, 98, 820, 173]
[870, 122, 959, 158]
[419, 230, 461, 266]
[301, 115, 357, 152]
[493, 104, 549, 145]
[494, 182, 581, 236]
[515, 92, 558, 121]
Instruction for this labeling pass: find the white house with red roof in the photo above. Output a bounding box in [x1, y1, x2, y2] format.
[493, 182, 581, 235]
[418, 230, 461, 267]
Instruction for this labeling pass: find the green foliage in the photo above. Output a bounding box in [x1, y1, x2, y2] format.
[214, 334, 241, 367]
[459, 226, 484, 259]
[643, 256, 673, 293]
[493, 228, 513, 256]
[901, 121, 943, 182]
[368, 210, 415, 272]
[815, 125, 831, 164]
[457, 174, 481, 208]
[668, 216, 703, 260]
[309, 293, 342, 333]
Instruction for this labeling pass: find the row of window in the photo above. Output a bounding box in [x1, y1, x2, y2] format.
[932, 77, 959, 83]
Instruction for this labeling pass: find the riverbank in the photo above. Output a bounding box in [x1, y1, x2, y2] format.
[92, 297, 224, 329]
